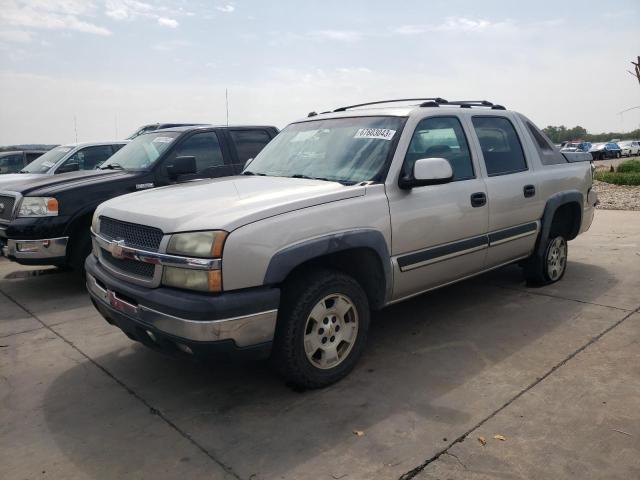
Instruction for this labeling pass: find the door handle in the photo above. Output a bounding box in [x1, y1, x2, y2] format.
[523, 184, 536, 198]
[470, 192, 487, 207]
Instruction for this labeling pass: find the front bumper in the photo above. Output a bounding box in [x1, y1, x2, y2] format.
[1, 236, 68, 264]
[85, 255, 280, 357]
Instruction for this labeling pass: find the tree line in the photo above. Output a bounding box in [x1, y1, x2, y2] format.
[542, 125, 640, 144]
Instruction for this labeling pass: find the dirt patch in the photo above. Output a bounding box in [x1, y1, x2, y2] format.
[593, 180, 640, 211]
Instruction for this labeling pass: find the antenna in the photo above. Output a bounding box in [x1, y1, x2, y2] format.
[114, 115, 118, 138]
[73, 115, 78, 142]
[225, 88, 229, 127]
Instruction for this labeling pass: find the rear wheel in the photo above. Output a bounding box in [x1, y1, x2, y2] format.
[524, 235, 568, 285]
[272, 269, 370, 389]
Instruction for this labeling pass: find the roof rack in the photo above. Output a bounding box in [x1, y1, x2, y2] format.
[443, 100, 506, 110]
[333, 98, 448, 112]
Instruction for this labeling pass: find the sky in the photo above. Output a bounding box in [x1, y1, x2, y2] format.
[0, 0, 639, 145]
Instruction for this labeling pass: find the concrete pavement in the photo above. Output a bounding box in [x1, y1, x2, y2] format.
[1, 209, 639, 479]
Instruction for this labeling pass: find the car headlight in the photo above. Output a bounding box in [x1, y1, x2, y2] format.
[166, 230, 227, 258]
[18, 197, 59, 217]
[91, 210, 99, 232]
[163, 230, 227, 292]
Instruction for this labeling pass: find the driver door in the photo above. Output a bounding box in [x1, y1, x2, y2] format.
[387, 115, 489, 300]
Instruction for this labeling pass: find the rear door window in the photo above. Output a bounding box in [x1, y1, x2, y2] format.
[229, 129, 272, 165]
[472, 117, 527, 176]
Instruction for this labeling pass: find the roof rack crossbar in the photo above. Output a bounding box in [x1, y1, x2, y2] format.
[333, 98, 448, 112]
[446, 100, 494, 107]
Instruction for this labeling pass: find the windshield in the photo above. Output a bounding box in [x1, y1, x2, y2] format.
[21, 146, 73, 173]
[245, 116, 404, 184]
[100, 131, 179, 170]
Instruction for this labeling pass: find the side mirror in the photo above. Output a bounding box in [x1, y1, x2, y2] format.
[166, 156, 197, 179]
[399, 157, 453, 189]
[56, 162, 80, 174]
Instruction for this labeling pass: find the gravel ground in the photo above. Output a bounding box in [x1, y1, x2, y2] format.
[593, 179, 640, 211]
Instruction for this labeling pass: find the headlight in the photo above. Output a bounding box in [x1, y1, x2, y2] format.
[91, 210, 99, 232]
[166, 230, 227, 258]
[163, 230, 227, 292]
[162, 267, 222, 292]
[18, 197, 59, 217]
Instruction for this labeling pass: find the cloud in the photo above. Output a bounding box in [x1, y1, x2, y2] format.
[157, 16, 178, 28]
[216, 4, 235, 13]
[0, 0, 111, 36]
[0, 29, 34, 43]
[311, 30, 362, 42]
[433, 17, 514, 33]
[391, 25, 426, 35]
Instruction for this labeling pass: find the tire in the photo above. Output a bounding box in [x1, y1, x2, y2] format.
[272, 268, 370, 389]
[69, 229, 92, 276]
[524, 235, 568, 285]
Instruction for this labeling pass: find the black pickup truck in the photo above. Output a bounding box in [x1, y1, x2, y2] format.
[0, 125, 278, 270]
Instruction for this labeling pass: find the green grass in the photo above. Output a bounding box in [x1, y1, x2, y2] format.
[616, 159, 640, 173]
[595, 171, 640, 186]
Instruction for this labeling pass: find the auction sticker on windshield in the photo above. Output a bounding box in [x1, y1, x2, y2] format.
[354, 128, 396, 141]
[152, 137, 174, 143]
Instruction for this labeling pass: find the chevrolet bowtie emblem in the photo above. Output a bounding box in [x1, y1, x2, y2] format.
[111, 239, 126, 259]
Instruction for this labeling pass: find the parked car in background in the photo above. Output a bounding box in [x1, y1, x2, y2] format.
[618, 140, 640, 157]
[0, 150, 48, 174]
[560, 141, 592, 153]
[589, 142, 622, 160]
[0, 142, 127, 188]
[85, 98, 597, 388]
[126, 123, 207, 140]
[0, 125, 278, 271]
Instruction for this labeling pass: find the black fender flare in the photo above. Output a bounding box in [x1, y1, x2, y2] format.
[535, 190, 583, 258]
[263, 229, 392, 305]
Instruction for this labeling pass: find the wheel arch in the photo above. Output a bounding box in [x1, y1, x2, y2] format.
[263, 230, 392, 310]
[536, 191, 583, 257]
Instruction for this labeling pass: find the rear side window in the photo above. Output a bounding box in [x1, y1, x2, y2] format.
[229, 129, 272, 164]
[66, 145, 115, 170]
[472, 116, 527, 176]
[25, 152, 43, 162]
[172, 132, 224, 173]
[525, 121, 566, 165]
[403, 116, 474, 181]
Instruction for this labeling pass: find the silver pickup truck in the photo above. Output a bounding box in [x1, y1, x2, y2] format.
[86, 98, 597, 388]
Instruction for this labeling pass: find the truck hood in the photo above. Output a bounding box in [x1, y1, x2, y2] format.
[0, 169, 137, 196]
[0, 173, 46, 189]
[97, 175, 367, 233]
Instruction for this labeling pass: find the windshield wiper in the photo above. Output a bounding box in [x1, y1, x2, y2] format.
[99, 163, 124, 170]
[242, 171, 266, 176]
[290, 174, 332, 182]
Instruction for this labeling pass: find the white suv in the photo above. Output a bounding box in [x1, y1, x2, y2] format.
[86, 98, 598, 388]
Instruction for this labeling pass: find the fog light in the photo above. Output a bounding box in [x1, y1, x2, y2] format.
[17, 242, 41, 253]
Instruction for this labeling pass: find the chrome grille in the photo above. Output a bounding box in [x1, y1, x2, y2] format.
[0, 195, 16, 222]
[99, 217, 163, 252]
[101, 249, 155, 278]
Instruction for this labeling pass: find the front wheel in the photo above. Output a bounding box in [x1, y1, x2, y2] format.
[272, 269, 370, 389]
[524, 235, 568, 285]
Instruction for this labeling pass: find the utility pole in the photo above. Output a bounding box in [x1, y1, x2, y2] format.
[225, 88, 229, 127]
[73, 115, 78, 143]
